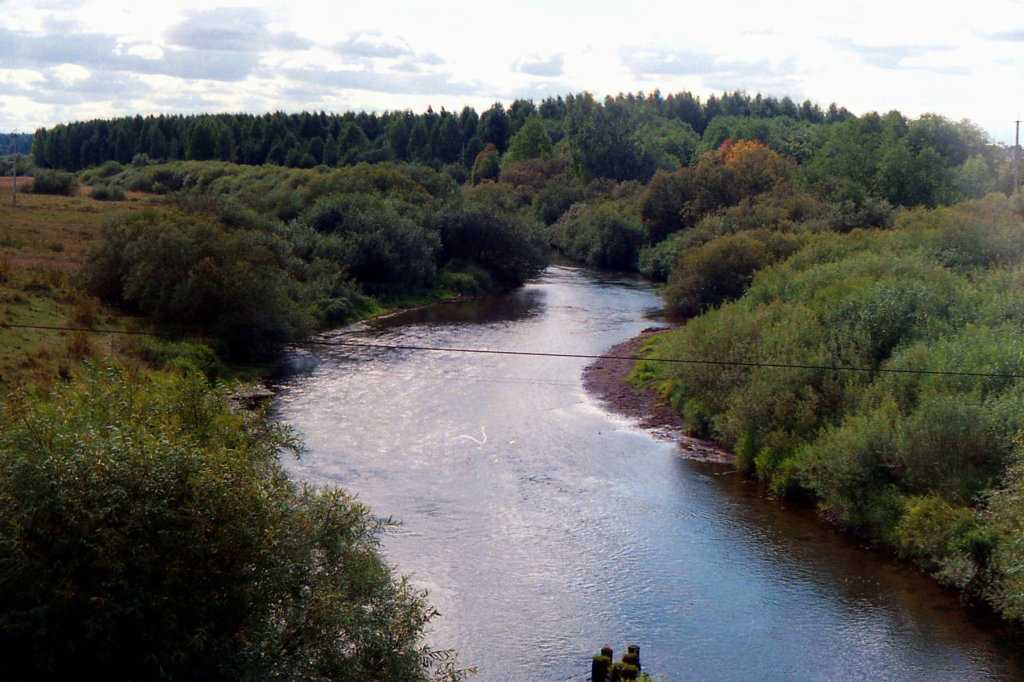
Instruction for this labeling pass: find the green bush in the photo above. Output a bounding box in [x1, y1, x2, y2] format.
[664, 230, 803, 316]
[438, 261, 495, 295]
[300, 193, 440, 293]
[0, 367, 460, 681]
[131, 336, 225, 377]
[550, 202, 645, 270]
[435, 185, 548, 288]
[533, 174, 584, 225]
[31, 170, 78, 196]
[987, 459, 1024, 621]
[82, 211, 318, 359]
[896, 495, 981, 588]
[90, 184, 126, 201]
[638, 195, 1024, 621]
[470, 144, 501, 184]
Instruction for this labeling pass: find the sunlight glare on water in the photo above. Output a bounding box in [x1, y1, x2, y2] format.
[273, 266, 1022, 681]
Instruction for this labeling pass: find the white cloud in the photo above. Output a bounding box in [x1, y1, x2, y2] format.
[333, 32, 414, 59]
[0, 0, 1020, 143]
[515, 54, 564, 78]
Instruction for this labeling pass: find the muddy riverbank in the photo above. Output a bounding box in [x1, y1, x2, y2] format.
[582, 327, 731, 464]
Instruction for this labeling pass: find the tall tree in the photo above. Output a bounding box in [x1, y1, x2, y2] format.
[186, 119, 218, 161]
[479, 103, 511, 152]
[503, 114, 553, 164]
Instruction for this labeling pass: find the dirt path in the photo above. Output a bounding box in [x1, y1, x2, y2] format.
[582, 327, 732, 464]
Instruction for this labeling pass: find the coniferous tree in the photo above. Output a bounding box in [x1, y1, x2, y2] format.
[479, 103, 511, 153]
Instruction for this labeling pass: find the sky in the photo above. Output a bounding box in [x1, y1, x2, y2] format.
[0, 0, 1022, 143]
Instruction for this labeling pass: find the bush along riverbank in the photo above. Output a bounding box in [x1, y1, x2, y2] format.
[0, 365, 473, 681]
[624, 193, 1024, 625]
[0, 162, 504, 679]
[78, 161, 548, 365]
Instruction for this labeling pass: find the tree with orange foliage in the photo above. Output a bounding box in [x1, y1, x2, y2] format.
[720, 139, 794, 197]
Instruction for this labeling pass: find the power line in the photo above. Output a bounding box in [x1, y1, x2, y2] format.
[0, 322, 169, 337]
[300, 339, 1024, 380]
[3, 321, 1022, 380]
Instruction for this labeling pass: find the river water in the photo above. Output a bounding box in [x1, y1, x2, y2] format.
[273, 265, 1022, 681]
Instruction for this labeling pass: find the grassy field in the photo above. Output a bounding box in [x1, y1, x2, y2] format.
[0, 182, 168, 386]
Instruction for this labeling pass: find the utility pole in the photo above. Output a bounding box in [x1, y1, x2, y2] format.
[1015, 120, 1021, 196]
[10, 129, 16, 208]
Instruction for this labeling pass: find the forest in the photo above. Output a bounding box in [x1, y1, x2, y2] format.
[0, 133, 32, 157]
[3, 89, 1023, 677]
[30, 92, 855, 174]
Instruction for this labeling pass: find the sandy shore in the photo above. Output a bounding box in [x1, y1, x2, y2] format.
[582, 328, 732, 464]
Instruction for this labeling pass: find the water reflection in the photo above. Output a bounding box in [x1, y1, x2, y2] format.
[373, 288, 547, 329]
[273, 266, 1022, 681]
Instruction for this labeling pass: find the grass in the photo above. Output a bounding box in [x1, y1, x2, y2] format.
[0, 184, 175, 386]
[0, 184, 156, 271]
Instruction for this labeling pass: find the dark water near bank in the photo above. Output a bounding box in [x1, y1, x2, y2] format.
[273, 266, 1022, 681]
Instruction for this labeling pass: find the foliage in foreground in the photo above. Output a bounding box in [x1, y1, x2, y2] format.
[637, 194, 1024, 621]
[0, 366, 467, 681]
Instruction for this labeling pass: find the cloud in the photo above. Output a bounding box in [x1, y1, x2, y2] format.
[390, 53, 446, 73]
[333, 32, 414, 59]
[507, 80, 576, 101]
[8, 69, 151, 106]
[620, 47, 720, 76]
[620, 46, 799, 94]
[150, 91, 222, 112]
[515, 54, 564, 77]
[165, 7, 312, 53]
[983, 29, 1024, 41]
[0, 27, 260, 81]
[28, 0, 85, 8]
[830, 39, 964, 74]
[284, 66, 482, 97]
[703, 70, 802, 98]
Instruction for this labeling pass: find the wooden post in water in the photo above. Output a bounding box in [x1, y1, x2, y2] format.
[591, 643, 641, 681]
[626, 644, 641, 673]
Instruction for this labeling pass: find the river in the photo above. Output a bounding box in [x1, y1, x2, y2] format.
[272, 265, 1022, 681]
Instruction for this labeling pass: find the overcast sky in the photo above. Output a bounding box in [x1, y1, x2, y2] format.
[1, 0, 1022, 143]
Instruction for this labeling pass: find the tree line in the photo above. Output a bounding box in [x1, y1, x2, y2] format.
[31, 91, 851, 174]
[0, 132, 32, 156]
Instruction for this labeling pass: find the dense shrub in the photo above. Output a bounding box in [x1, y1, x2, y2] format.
[500, 157, 571, 200]
[532, 173, 584, 225]
[434, 184, 547, 288]
[0, 367, 462, 681]
[90, 184, 126, 201]
[470, 145, 500, 185]
[637, 195, 1024, 621]
[30, 170, 78, 196]
[639, 143, 789, 244]
[987, 460, 1024, 621]
[437, 260, 495, 295]
[663, 230, 803, 315]
[82, 211, 324, 359]
[299, 193, 440, 293]
[0, 154, 33, 176]
[638, 231, 687, 281]
[551, 202, 646, 270]
[131, 336, 225, 377]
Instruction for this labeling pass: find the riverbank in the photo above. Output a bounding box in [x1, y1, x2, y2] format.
[582, 327, 731, 464]
[584, 324, 1024, 645]
[276, 265, 1024, 678]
